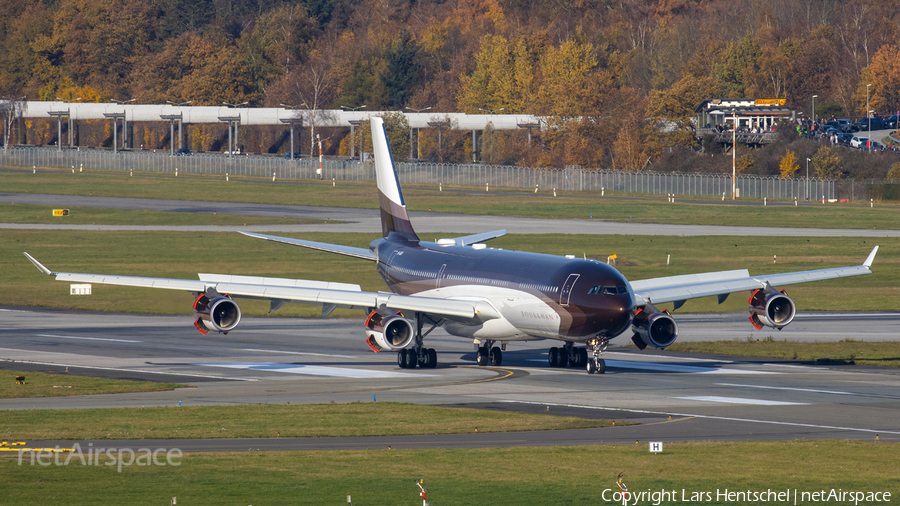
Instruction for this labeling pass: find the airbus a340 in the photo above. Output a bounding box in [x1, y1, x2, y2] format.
[25, 118, 878, 374]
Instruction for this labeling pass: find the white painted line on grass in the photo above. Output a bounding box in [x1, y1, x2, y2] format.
[502, 400, 900, 435]
[198, 362, 432, 379]
[715, 383, 854, 395]
[675, 395, 808, 406]
[36, 334, 141, 343]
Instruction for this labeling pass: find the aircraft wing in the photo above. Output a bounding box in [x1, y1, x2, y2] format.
[23, 253, 499, 321]
[239, 232, 376, 261]
[630, 246, 878, 307]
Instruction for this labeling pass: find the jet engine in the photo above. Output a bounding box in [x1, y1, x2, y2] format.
[631, 304, 678, 349]
[748, 287, 795, 330]
[364, 311, 415, 352]
[193, 294, 242, 334]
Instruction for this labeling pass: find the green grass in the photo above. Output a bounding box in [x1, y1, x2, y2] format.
[0, 203, 336, 226]
[3, 230, 895, 315]
[667, 339, 900, 367]
[3, 166, 900, 229]
[0, 403, 620, 440]
[1, 441, 896, 505]
[0, 370, 186, 398]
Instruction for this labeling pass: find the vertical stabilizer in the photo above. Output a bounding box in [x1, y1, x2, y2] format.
[372, 117, 419, 240]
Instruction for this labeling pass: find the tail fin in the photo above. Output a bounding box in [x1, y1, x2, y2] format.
[371, 117, 419, 241]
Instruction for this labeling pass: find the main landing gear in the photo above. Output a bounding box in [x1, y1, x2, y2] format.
[547, 339, 607, 374]
[475, 340, 503, 367]
[397, 314, 440, 369]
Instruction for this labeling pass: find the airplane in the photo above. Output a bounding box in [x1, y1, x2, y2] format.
[24, 117, 879, 374]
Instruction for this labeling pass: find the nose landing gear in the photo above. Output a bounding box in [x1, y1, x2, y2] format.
[586, 337, 608, 374]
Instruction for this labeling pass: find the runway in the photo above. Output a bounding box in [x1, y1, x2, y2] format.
[3, 192, 900, 236]
[3, 307, 899, 449]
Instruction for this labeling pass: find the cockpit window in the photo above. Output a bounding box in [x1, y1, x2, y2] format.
[588, 285, 627, 295]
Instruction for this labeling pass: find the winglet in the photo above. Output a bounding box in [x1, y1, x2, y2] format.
[23, 252, 55, 276]
[863, 245, 879, 269]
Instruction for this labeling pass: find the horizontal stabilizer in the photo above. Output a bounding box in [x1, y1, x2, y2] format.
[436, 229, 507, 247]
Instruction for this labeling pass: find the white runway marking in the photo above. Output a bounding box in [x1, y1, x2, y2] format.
[198, 362, 429, 378]
[240, 348, 358, 359]
[604, 359, 778, 374]
[36, 334, 141, 343]
[675, 396, 808, 406]
[504, 401, 900, 435]
[715, 383, 854, 395]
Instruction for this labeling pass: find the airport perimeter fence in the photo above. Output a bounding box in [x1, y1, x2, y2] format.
[1, 146, 853, 201]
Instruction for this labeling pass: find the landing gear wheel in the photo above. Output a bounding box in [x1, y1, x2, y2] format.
[476, 347, 489, 366]
[596, 359, 606, 374]
[417, 350, 428, 368]
[587, 360, 597, 374]
[427, 348, 437, 368]
[402, 349, 417, 369]
[398, 349, 408, 369]
[490, 347, 502, 367]
[548, 347, 559, 367]
[578, 348, 588, 367]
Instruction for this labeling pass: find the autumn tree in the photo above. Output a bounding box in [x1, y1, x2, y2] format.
[645, 75, 718, 148]
[779, 150, 799, 178]
[867, 45, 900, 114]
[811, 146, 843, 179]
[711, 36, 760, 98]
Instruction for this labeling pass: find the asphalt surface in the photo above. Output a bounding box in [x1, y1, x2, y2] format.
[3, 192, 900, 236]
[3, 308, 899, 451]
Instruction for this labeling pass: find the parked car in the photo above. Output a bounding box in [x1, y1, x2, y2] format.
[840, 123, 860, 133]
[884, 115, 899, 129]
[868, 140, 886, 151]
[824, 121, 841, 130]
[836, 133, 853, 146]
[174, 148, 192, 156]
[857, 117, 884, 130]
[284, 152, 301, 160]
[850, 136, 869, 148]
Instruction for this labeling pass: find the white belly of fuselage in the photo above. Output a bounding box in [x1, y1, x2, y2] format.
[413, 285, 561, 340]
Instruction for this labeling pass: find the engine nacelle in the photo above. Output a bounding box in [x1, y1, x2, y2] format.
[364, 312, 415, 352]
[193, 295, 242, 334]
[631, 305, 678, 350]
[749, 288, 795, 330]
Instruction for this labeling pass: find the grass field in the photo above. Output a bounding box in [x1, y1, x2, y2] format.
[3, 230, 895, 315]
[667, 339, 900, 367]
[1, 402, 619, 440]
[0, 203, 335, 226]
[1, 440, 896, 505]
[2, 166, 899, 229]
[0, 369, 186, 398]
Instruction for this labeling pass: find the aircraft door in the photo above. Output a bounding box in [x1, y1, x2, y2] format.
[560, 274, 580, 307]
[436, 264, 447, 288]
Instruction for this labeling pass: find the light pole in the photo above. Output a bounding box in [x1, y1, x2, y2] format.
[812, 94, 818, 128]
[341, 105, 366, 159]
[806, 158, 810, 201]
[405, 106, 431, 159]
[732, 109, 736, 200]
[866, 84, 872, 152]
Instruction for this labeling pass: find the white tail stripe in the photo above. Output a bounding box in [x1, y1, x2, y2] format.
[371, 117, 405, 207]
